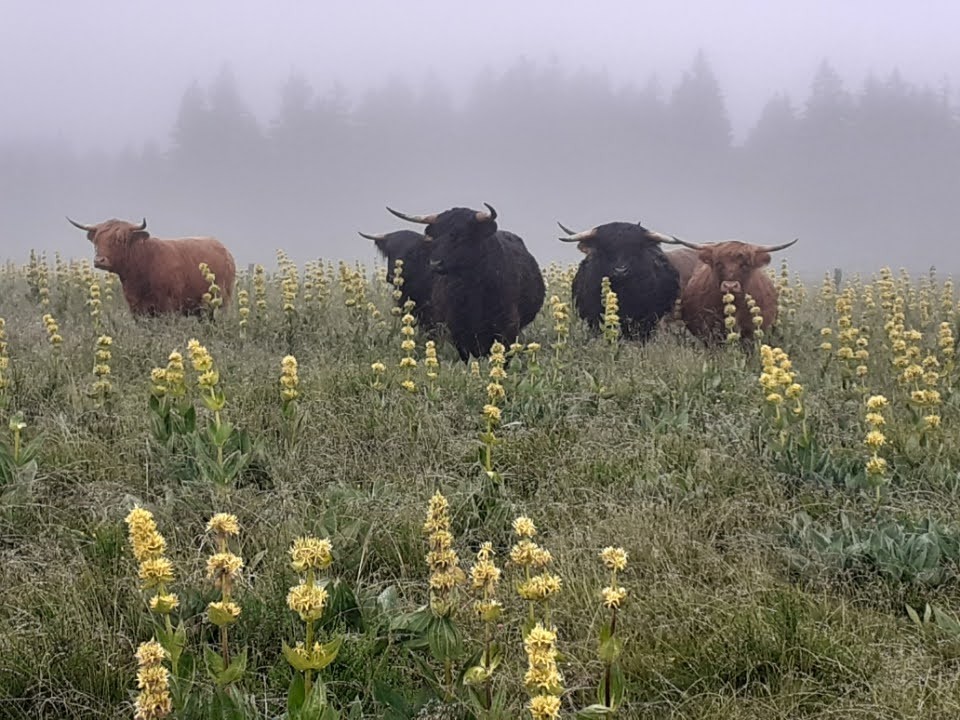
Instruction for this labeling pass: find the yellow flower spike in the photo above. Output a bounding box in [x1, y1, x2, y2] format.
[601, 585, 628, 609]
[600, 546, 628, 572]
[207, 600, 242, 627]
[207, 513, 240, 538]
[866, 456, 888, 476]
[133, 639, 173, 720]
[513, 516, 537, 539]
[150, 593, 180, 615]
[139, 557, 175, 590]
[290, 536, 333, 573]
[518, 573, 563, 601]
[206, 552, 244, 588]
[135, 639, 169, 668]
[286, 582, 329, 621]
[483, 404, 502, 424]
[864, 430, 886, 450]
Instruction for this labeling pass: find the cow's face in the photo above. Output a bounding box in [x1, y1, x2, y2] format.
[69, 218, 149, 273]
[580, 223, 667, 279]
[698, 242, 770, 294]
[425, 207, 498, 275]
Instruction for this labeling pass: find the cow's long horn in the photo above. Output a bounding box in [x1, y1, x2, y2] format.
[643, 228, 682, 244]
[66, 216, 96, 231]
[557, 221, 578, 235]
[667, 235, 704, 250]
[558, 227, 598, 243]
[757, 238, 799, 253]
[357, 231, 387, 241]
[133, 217, 147, 231]
[386, 206, 437, 224]
[475, 202, 497, 222]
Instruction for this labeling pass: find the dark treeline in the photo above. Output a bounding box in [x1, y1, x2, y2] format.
[3, 52, 959, 275]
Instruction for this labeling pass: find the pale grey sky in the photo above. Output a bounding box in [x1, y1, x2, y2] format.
[2, 0, 957, 150]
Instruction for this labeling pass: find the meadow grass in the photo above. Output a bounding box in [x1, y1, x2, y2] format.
[1, 257, 960, 719]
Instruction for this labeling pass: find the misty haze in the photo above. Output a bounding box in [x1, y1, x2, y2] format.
[9, 4, 960, 719]
[2, 1, 960, 276]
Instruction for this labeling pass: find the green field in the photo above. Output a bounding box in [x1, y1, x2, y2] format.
[2, 253, 960, 719]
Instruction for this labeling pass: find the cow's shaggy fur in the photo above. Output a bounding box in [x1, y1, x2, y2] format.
[680, 240, 791, 343]
[71, 218, 236, 316]
[566, 222, 681, 342]
[418, 206, 545, 361]
[361, 229, 436, 331]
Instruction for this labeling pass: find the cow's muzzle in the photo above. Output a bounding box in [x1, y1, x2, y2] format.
[720, 280, 742, 294]
[94, 255, 110, 270]
[612, 265, 630, 277]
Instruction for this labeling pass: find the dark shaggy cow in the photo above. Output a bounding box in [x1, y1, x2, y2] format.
[672, 237, 798, 343]
[358, 229, 435, 330]
[558, 220, 681, 341]
[67, 217, 236, 316]
[387, 203, 545, 361]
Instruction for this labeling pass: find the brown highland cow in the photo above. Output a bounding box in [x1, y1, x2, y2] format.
[67, 217, 236, 317]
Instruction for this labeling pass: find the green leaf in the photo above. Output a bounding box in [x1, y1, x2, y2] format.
[323, 578, 364, 632]
[180, 405, 197, 433]
[577, 705, 616, 719]
[204, 645, 226, 680]
[906, 603, 923, 627]
[373, 679, 410, 715]
[463, 665, 490, 686]
[427, 614, 462, 663]
[390, 607, 432, 635]
[288, 672, 306, 712]
[313, 636, 344, 672]
[283, 641, 313, 673]
[216, 647, 247, 687]
[598, 634, 622, 664]
[608, 661, 625, 708]
[377, 585, 400, 614]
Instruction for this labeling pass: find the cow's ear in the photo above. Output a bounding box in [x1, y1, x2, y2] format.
[577, 241, 593, 255]
[752, 250, 772, 267]
[697, 247, 714, 265]
[130, 230, 149, 242]
[86, 230, 97, 243]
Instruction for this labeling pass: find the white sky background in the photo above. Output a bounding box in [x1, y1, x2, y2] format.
[2, 0, 959, 151]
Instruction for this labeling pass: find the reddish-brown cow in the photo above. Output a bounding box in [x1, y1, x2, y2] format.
[672, 237, 798, 342]
[67, 217, 236, 316]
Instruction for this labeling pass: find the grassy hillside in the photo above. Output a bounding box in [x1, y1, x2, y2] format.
[1, 254, 959, 719]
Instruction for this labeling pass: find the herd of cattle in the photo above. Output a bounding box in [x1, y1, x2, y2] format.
[65, 206, 798, 360]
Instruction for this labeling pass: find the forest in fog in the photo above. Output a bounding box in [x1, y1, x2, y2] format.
[3, 53, 958, 275]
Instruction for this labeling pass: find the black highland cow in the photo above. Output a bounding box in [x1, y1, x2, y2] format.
[358, 229, 435, 330]
[387, 203, 546, 361]
[559, 220, 682, 341]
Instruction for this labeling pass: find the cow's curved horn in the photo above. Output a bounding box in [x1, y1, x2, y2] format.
[133, 217, 147, 231]
[558, 227, 598, 243]
[475, 202, 497, 222]
[386, 206, 437, 224]
[667, 235, 704, 250]
[557, 221, 578, 235]
[757, 238, 799, 253]
[357, 231, 387, 241]
[66, 216, 96, 232]
[643, 228, 682, 244]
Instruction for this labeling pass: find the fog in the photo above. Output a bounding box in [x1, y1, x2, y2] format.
[2, 0, 959, 275]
